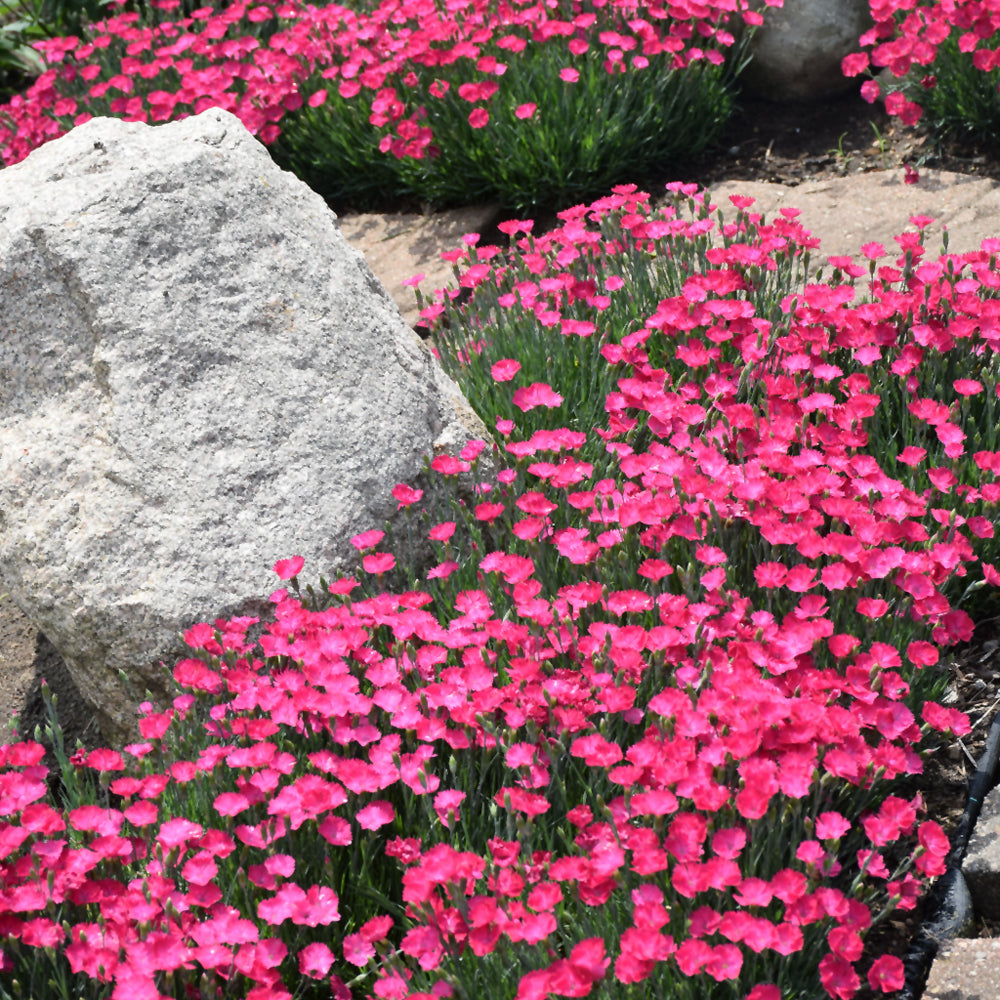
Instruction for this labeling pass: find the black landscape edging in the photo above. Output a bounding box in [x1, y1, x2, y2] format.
[897, 709, 1000, 1000]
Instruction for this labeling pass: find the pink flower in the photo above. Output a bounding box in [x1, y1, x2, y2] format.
[431, 453, 470, 475]
[357, 801, 396, 830]
[318, 815, 352, 846]
[857, 597, 890, 619]
[157, 816, 203, 850]
[475, 502, 505, 523]
[492, 358, 521, 381]
[512, 382, 563, 412]
[85, 748, 124, 772]
[363, 552, 396, 575]
[819, 953, 860, 999]
[515, 102, 536, 119]
[497, 787, 549, 816]
[433, 789, 466, 828]
[183, 852, 218, 886]
[469, 108, 489, 129]
[559, 67, 580, 83]
[429, 521, 456, 542]
[299, 942, 334, 979]
[428, 560, 460, 579]
[746, 988, 781, 1000]
[816, 812, 850, 841]
[897, 446, 926, 465]
[392, 483, 423, 508]
[841, 52, 869, 76]
[954, 378, 983, 396]
[343, 932, 376, 967]
[755, 562, 787, 588]
[868, 955, 904, 993]
[568, 937, 609, 983]
[923, 701, 971, 735]
[273, 555, 304, 580]
[351, 529, 385, 552]
[907, 641, 939, 667]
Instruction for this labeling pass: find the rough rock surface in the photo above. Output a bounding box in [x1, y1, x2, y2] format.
[963, 784, 1000, 924]
[0, 108, 488, 746]
[743, 0, 873, 103]
[924, 938, 1000, 1000]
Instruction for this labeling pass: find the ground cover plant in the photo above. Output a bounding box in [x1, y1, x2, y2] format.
[0, 0, 114, 99]
[0, 0, 768, 213]
[2, 184, 1000, 1000]
[5, 3, 1000, 999]
[844, 0, 1000, 153]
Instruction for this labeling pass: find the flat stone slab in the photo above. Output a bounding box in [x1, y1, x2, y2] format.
[706, 168, 1000, 263]
[963, 784, 1000, 924]
[339, 204, 499, 329]
[924, 937, 1000, 1000]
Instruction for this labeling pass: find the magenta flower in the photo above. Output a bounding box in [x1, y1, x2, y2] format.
[428, 521, 456, 542]
[392, 483, 424, 508]
[357, 800, 396, 830]
[273, 555, 305, 580]
[512, 382, 563, 412]
[363, 552, 397, 575]
[351, 529, 385, 552]
[491, 358, 521, 381]
[299, 941, 334, 979]
[868, 954, 904, 993]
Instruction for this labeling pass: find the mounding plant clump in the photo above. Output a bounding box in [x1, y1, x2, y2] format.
[3, 185, 1000, 1000]
[0, 0, 767, 213]
[844, 0, 1000, 153]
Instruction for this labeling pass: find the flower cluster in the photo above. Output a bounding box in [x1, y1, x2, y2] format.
[0, 0, 770, 210]
[843, 0, 1000, 132]
[3, 184, 995, 1000]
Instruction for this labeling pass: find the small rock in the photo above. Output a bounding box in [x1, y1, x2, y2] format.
[741, 0, 874, 103]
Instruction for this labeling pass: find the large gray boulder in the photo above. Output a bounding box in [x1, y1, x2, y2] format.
[742, 0, 873, 102]
[0, 108, 488, 745]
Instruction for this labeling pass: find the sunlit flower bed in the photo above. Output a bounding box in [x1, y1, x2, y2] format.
[5, 2, 1000, 999]
[844, 0, 1000, 150]
[3, 181, 1000, 1000]
[0, 0, 762, 212]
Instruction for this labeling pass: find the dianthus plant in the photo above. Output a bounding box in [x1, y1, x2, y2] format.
[843, 0, 1000, 144]
[5, 184, 1000, 1000]
[0, 0, 777, 212]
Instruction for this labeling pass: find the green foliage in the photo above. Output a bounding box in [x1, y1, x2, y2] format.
[268, 89, 406, 212]
[398, 46, 743, 214]
[898, 29, 1000, 151]
[0, 0, 121, 101]
[271, 21, 749, 216]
